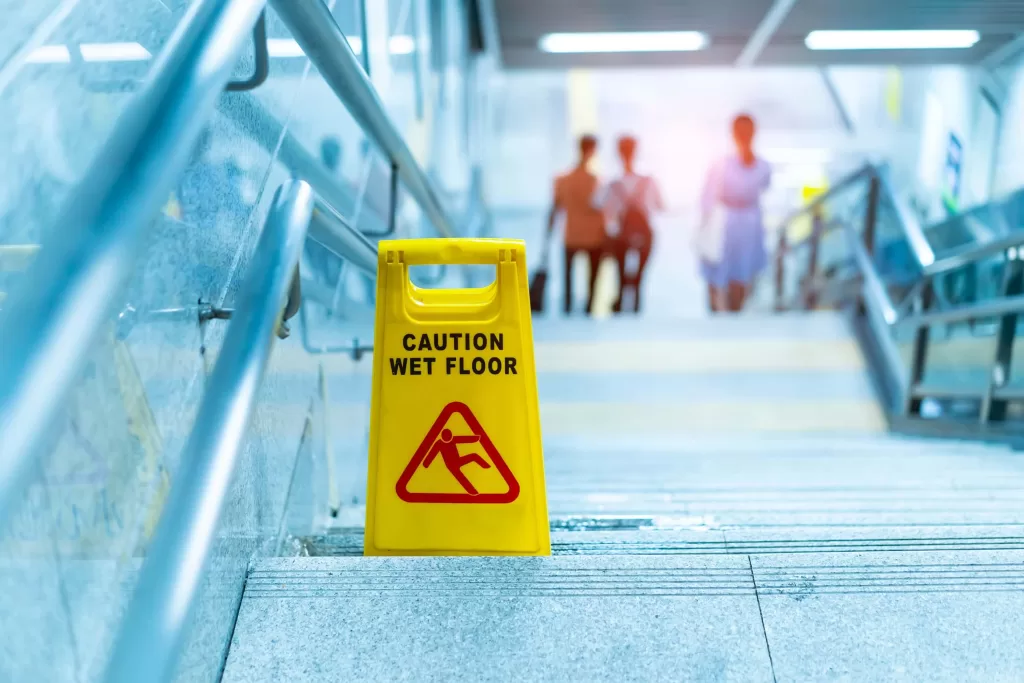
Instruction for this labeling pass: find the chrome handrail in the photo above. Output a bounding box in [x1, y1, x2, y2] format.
[775, 163, 873, 250]
[924, 231, 1024, 278]
[848, 230, 898, 326]
[102, 179, 315, 683]
[0, 244, 39, 272]
[898, 293, 1024, 330]
[874, 170, 937, 268]
[0, 0, 265, 527]
[271, 0, 455, 238]
[307, 200, 378, 276]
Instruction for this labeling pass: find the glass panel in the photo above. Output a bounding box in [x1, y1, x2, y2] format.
[912, 323, 997, 392]
[385, 0, 419, 136]
[770, 179, 867, 309]
[872, 190, 923, 307]
[1, 0, 480, 678]
[0, 2, 190, 680]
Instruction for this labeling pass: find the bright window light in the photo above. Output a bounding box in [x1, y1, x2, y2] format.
[266, 36, 412, 57]
[267, 38, 306, 58]
[762, 148, 833, 165]
[268, 37, 363, 56]
[805, 30, 980, 51]
[26, 45, 71, 64]
[79, 42, 152, 62]
[539, 31, 708, 53]
[389, 35, 415, 55]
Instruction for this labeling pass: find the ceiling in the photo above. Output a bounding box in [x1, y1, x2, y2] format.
[492, 0, 1024, 68]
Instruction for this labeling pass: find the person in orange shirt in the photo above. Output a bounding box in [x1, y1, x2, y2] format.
[546, 134, 606, 316]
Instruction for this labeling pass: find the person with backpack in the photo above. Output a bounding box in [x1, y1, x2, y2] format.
[599, 136, 664, 314]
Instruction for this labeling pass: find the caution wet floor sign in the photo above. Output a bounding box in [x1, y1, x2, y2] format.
[364, 239, 550, 556]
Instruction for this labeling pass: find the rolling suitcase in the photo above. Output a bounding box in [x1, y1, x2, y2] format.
[529, 235, 551, 312]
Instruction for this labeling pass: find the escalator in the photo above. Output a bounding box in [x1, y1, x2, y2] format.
[774, 164, 1024, 437]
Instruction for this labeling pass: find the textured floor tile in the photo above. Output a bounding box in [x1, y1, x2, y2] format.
[754, 551, 1024, 682]
[223, 556, 773, 683]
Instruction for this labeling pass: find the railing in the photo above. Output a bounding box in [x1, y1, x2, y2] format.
[103, 179, 315, 683]
[774, 164, 1024, 433]
[0, 0, 465, 529]
[271, 0, 455, 238]
[0, 0, 470, 678]
[307, 200, 379, 277]
[98, 0, 473, 680]
[0, 0, 266, 528]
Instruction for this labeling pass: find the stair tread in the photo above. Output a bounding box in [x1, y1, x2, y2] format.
[225, 552, 1024, 682]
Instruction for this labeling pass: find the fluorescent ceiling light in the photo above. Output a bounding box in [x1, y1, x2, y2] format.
[79, 42, 152, 62]
[539, 31, 708, 53]
[26, 44, 71, 64]
[805, 30, 980, 51]
[266, 36, 414, 58]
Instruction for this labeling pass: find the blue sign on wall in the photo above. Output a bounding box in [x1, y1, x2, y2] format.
[942, 132, 963, 214]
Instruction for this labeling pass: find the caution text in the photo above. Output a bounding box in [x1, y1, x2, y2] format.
[391, 332, 517, 376]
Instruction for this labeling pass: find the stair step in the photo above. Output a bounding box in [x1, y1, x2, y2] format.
[223, 553, 1024, 682]
[295, 524, 1024, 557]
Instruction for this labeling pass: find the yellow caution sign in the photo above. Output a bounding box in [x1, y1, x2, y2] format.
[364, 238, 550, 556]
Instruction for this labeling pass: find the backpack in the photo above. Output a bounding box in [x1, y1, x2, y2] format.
[618, 177, 652, 248]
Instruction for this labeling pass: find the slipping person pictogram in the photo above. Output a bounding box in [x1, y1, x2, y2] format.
[423, 428, 491, 495]
[395, 401, 520, 504]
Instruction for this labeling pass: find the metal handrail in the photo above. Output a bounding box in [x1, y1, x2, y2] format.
[777, 160, 1024, 427]
[0, 0, 264, 528]
[219, 93, 390, 236]
[271, 0, 456, 238]
[874, 170, 937, 268]
[924, 231, 1024, 277]
[307, 200, 378, 276]
[0, 244, 39, 272]
[102, 179, 315, 683]
[898, 293, 1024, 330]
[848, 229, 898, 325]
[775, 164, 873, 250]
[774, 164, 937, 272]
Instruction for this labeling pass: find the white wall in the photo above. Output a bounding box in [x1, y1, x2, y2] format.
[994, 57, 1024, 196]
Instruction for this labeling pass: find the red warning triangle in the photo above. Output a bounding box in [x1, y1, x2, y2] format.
[396, 402, 520, 504]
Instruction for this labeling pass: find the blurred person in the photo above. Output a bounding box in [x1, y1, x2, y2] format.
[698, 114, 771, 313]
[599, 135, 664, 314]
[546, 134, 605, 315]
[320, 136, 342, 172]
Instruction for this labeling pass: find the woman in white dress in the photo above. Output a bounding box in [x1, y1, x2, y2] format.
[699, 115, 771, 312]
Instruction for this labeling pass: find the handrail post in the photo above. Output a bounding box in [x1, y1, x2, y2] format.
[863, 172, 881, 256]
[905, 280, 934, 417]
[804, 209, 824, 309]
[102, 180, 315, 683]
[388, 161, 400, 235]
[985, 257, 1024, 423]
[774, 230, 787, 312]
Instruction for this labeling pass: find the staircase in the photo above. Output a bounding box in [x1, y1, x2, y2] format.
[220, 313, 1024, 682]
